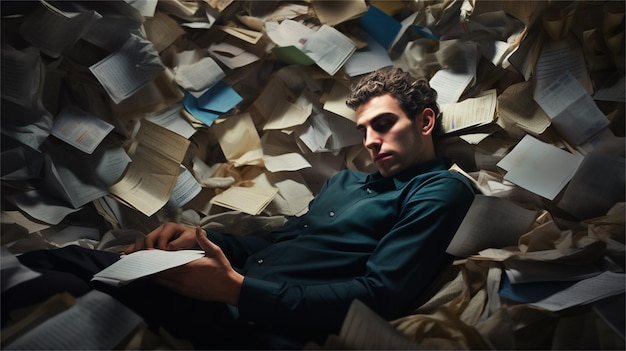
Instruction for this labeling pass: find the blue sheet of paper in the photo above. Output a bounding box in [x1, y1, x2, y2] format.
[197, 80, 243, 114]
[183, 91, 219, 127]
[183, 81, 243, 127]
[498, 274, 577, 304]
[359, 5, 401, 49]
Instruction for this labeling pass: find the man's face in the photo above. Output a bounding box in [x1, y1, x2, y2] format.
[355, 94, 435, 177]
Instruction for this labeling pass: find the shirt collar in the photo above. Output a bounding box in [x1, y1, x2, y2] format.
[365, 158, 448, 189]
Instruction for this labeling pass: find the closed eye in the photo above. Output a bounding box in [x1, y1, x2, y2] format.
[371, 114, 397, 133]
[356, 113, 398, 139]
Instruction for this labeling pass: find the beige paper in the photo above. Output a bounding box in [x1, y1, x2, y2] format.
[144, 11, 186, 52]
[312, 0, 368, 26]
[497, 80, 551, 135]
[323, 81, 357, 122]
[210, 185, 278, 216]
[217, 25, 263, 44]
[440, 89, 497, 134]
[109, 120, 190, 216]
[211, 113, 264, 167]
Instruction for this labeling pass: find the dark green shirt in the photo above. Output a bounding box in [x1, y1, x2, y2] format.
[207, 158, 474, 335]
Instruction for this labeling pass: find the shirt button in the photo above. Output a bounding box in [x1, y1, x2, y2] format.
[257, 259, 264, 265]
[329, 211, 335, 217]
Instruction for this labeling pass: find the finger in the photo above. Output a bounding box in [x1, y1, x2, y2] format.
[195, 227, 219, 257]
[156, 232, 172, 250]
[122, 239, 136, 254]
[124, 237, 145, 254]
[143, 235, 156, 250]
[122, 243, 134, 255]
[166, 236, 187, 251]
[156, 222, 178, 250]
[165, 224, 194, 251]
[146, 223, 167, 249]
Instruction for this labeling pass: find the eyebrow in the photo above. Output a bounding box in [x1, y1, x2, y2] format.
[356, 113, 394, 130]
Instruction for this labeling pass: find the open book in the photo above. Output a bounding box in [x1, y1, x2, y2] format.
[91, 249, 205, 286]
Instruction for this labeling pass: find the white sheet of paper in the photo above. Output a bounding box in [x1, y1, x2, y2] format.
[265, 20, 355, 76]
[534, 39, 591, 94]
[296, 109, 333, 152]
[429, 41, 477, 104]
[174, 57, 224, 95]
[125, 0, 158, 17]
[263, 153, 311, 172]
[145, 104, 197, 139]
[51, 106, 114, 154]
[93, 249, 205, 285]
[11, 189, 82, 225]
[165, 166, 202, 210]
[429, 68, 474, 105]
[89, 34, 164, 104]
[446, 195, 538, 258]
[497, 135, 583, 200]
[46, 225, 101, 245]
[343, 32, 392, 77]
[264, 20, 314, 49]
[208, 42, 260, 69]
[534, 72, 610, 145]
[302, 24, 356, 76]
[530, 271, 625, 312]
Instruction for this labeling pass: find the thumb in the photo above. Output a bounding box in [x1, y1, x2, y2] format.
[195, 226, 221, 258]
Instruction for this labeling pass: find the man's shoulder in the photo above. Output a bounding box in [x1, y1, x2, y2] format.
[408, 168, 476, 199]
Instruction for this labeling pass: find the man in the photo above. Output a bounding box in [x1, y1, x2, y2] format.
[4, 68, 474, 349]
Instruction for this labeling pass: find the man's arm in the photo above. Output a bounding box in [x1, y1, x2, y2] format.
[152, 227, 244, 306]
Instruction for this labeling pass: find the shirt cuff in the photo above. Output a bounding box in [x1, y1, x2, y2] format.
[237, 276, 282, 322]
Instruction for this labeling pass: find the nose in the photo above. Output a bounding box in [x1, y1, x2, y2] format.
[364, 128, 381, 150]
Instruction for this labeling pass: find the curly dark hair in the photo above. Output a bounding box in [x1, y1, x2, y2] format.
[346, 67, 442, 137]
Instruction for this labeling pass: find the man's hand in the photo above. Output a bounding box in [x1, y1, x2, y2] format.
[123, 222, 199, 254]
[152, 227, 244, 306]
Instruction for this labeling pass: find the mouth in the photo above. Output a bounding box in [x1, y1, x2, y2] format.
[373, 152, 392, 163]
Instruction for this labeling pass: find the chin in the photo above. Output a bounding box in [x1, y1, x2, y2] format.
[378, 167, 399, 178]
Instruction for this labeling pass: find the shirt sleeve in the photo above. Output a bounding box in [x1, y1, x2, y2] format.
[236, 175, 475, 331]
[206, 230, 277, 269]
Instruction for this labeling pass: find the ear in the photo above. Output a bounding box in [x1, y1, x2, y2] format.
[419, 108, 436, 136]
